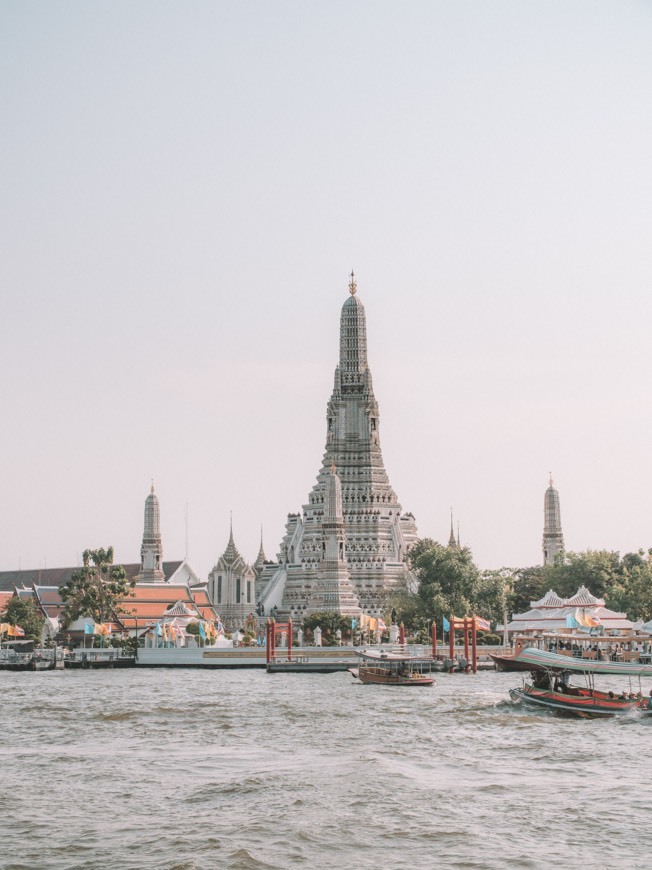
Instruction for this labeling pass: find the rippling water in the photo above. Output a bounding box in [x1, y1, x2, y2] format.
[1, 668, 651, 869]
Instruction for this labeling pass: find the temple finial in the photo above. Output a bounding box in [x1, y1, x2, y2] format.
[151, 478, 155, 493]
[349, 270, 357, 296]
[448, 509, 457, 548]
[549, 472, 553, 487]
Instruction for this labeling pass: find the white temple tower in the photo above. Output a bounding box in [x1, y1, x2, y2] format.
[260, 273, 418, 618]
[138, 483, 165, 582]
[208, 521, 256, 629]
[543, 475, 565, 566]
[310, 466, 362, 615]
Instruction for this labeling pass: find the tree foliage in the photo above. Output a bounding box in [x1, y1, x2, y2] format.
[383, 539, 491, 631]
[505, 549, 652, 623]
[60, 547, 133, 628]
[2, 595, 45, 642]
[301, 611, 351, 638]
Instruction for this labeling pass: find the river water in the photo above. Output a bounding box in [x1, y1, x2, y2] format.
[1, 668, 651, 870]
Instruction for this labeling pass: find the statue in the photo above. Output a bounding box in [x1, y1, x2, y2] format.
[297, 628, 304, 647]
[314, 626, 322, 647]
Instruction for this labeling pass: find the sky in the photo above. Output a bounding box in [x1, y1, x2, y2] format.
[1, 1, 652, 579]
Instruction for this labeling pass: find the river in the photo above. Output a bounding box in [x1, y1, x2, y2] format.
[1, 668, 650, 869]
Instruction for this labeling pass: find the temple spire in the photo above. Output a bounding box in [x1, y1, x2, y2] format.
[448, 509, 457, 549]
[139, 483, 165, 582]
[543, 475, 564, 566]
[265, 275, 418, 619]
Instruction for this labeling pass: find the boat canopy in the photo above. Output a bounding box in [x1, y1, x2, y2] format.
[518, 647, 652, 677]
[355, 649, 433, 663]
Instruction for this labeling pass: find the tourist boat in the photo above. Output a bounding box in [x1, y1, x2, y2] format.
[349, 649, 435, 686]
[508, 647, 652, 718]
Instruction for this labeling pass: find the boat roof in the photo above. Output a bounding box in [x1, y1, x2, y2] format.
[518, 647, 652, 677]
[355, 649, 433, 662]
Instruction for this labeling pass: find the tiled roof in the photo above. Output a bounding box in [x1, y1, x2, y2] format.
[530, 589, 564, 608]
[563, 585, 604, 607]
[0, 560, 186, 592]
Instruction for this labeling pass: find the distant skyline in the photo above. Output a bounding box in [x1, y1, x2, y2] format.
[1, 1, 652, 579]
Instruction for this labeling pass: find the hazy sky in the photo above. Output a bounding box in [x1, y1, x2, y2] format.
[2, 1, 652, 579]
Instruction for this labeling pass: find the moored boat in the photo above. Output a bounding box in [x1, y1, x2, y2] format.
[350, 649, 435, 686]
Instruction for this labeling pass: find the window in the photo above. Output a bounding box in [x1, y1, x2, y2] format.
[217, 576, 222, 604]
[247, 581, 251, 603]
[236, 578, 241, 603]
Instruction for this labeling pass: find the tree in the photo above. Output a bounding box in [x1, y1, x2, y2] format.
[2, 595, 45, 643]
[408, 538, 484, 627]
[301, 611, 351, 641]
[510, 566, 547, 616]
[60, 547, 133, 628]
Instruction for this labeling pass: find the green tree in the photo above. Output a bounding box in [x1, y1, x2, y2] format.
[301, 611, 351, 641]
[510, 566, 547, 615]
[384, 580, 424, 631]
[409, 538, 483, 627]
[60, 547, 133, 628]
[2, 595, 45, 643]
[477, 568, 515, 626]
[544, 550, 621, 601]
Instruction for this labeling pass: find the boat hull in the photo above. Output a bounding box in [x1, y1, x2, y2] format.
[509, 686, 651, 718]
[355, 666, 434, 686]
[490, 652, 538, 672]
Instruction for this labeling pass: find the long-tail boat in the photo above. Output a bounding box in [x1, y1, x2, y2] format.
[508, 647, 652, 718]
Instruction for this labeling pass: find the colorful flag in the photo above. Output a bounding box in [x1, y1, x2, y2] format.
[0, 623, 10, 634]
[473, 616, 491, 631]
[198, 622, 206, 640]
[351, 618, 358, 629]
[155, 623, 163, 637]
[84, 623, 95, 635]
[7, 625, 25, 637]
[377, 618, 387, 631]
[443, 616, 450, 632]
[566, 614, 580, 629]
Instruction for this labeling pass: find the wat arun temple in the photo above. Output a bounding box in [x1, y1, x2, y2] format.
[258, 274, 419, 619]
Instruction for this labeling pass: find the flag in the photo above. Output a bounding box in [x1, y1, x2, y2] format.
[155, 623, 163, 637]
[474, 616, 491, 631]
[351, 618, 358, 629]
[566, 614, 580, 629]
[377, 618, 387, 631]
[216, 619, 225, 636]
[575, 609, 600, 628]
[84, 623, 95, 635]
[7, 625, 25, 637]
[161, 623, 168, 642]
[198, 622, 206, 640]
[0, 623, 10, 634]
[167, 623, 176, 641]
[443, 616, 450, 632]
